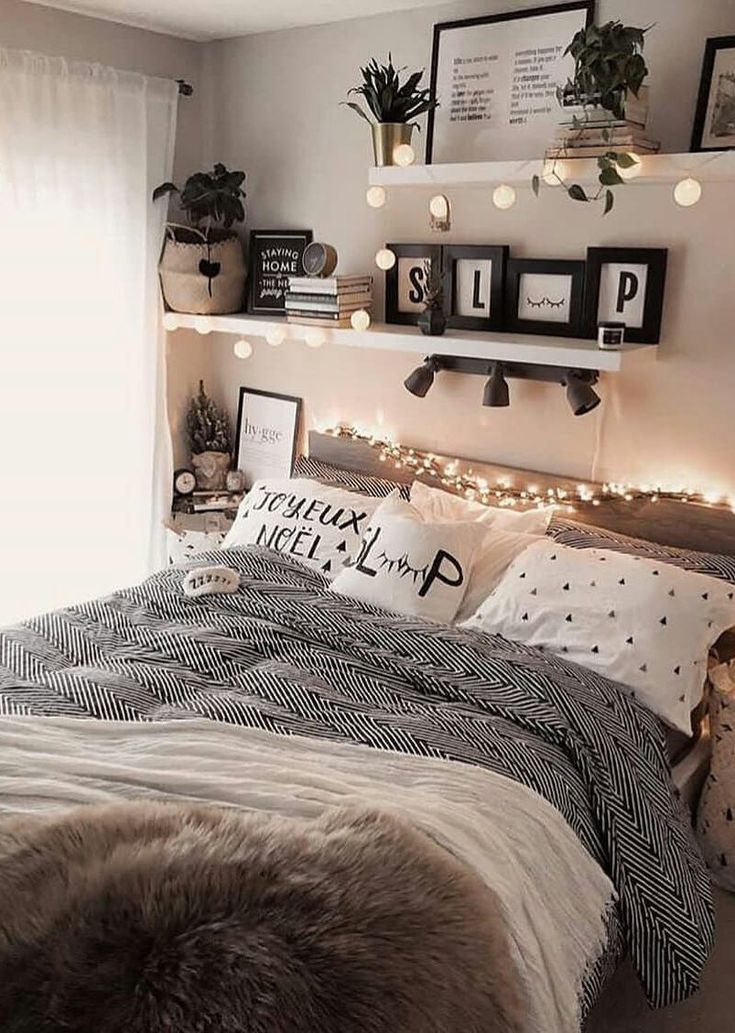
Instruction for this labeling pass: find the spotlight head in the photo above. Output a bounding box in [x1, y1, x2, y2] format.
[565, 371, 601, 416]
[404, 356, 439, 398]
[483, 362, 510, 407]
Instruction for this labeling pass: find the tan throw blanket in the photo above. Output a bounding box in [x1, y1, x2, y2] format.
[0, 801, 525, 1033]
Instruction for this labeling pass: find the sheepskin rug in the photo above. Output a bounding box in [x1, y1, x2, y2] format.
[0, 801, 525, 1033]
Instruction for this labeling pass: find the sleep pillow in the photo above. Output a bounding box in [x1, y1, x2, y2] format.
[464, 538, 735, 734]
[223, 478, 383, 578]
[410, 479, 554, 534]
[330, 495, 485, 623]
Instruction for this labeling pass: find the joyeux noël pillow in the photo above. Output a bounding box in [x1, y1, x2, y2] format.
[223, 479, 382, 578]
[410, 479, 555, 534]
[464, 538, 735, 733]
[329, 496, 485, 623]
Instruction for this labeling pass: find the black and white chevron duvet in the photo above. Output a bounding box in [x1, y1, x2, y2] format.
[0, 546, 713, 1013]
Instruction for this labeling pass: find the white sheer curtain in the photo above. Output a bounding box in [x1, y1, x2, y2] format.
[0, 50, 178, 625]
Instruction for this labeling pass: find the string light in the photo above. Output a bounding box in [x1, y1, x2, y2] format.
[194, 316, 211, 335]
[266, 325, 286, 347]
[233, 338, 253, 359]
[323, 426, 731, 514]
[393, 143, 416, 167]
[366, 186, 387, 208]
[492, 184, 517, 210]
[162, 312, 179, 331]
[375, 247, 397, 271]
[674, 176, 702, 207]
[350, 309, 372, 331]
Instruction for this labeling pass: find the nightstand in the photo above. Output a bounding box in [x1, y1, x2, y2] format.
[166, 511, 235, 565]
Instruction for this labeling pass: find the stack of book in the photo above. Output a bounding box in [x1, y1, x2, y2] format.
[285, 275, 373, 328]
[549, 86, 659, 159]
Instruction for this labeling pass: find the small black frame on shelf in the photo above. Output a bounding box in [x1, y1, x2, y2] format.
[504, 258, 586, 338]
[582, 247, 668, 344]
[442, 244, 508, 332]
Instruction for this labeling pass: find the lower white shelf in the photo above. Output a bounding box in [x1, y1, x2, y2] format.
[165, 311, 649, 373]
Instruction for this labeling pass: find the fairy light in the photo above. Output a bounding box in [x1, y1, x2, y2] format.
[323, 426, 732, 512]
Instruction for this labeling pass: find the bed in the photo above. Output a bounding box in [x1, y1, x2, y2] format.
[1, 432, 733, 1033]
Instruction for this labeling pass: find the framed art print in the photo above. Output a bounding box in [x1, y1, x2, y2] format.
[385, 244, 443, 326]
[505, 258, 585, 337]
[248, 230, 313, 315]
[234, 387, 302, 485]
[691, 36, 735, 151]
[443, 245, 508, 331]
[426, 1, 592, 164]
[583, 248, 668, 344]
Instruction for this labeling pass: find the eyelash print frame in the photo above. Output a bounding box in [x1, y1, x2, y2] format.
[505, 258, 586, 337]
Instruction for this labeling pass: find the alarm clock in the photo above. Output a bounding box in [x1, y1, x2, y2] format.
[302, 241, 338, 278]
[174, 468, 196, 496]
[226, 469, 246, 492]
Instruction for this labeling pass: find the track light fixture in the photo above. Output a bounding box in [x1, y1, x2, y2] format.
[404, 356, 440, 398]
[482, 363, 510, 407]
[564, 371, 601, 416]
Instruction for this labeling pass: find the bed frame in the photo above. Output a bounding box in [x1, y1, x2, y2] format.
[309, 431, 735, 557]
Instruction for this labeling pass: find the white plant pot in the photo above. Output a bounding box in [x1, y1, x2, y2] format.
[160, 235, 246, 315]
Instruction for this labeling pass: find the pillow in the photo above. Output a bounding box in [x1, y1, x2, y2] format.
[457, 528, 540, 622]
[463, 538, 735, 733]
[330, 495, 485, 623]
[410, 479, 555, 534]
[223, 478, 383, 578]
[292, 456, 411, 500]
[548, 516, 735, 585]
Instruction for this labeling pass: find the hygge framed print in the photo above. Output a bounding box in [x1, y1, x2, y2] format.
[248, 230, 313, 315]
[583, 248, 668, 344]
[505, 258, 585, 337]
[426, 1, 592, 164]
[443, 245, 508, 331]
[385, 244, 443, 326]
[234, 388, 302, 485]
[691, 36, 735, 151]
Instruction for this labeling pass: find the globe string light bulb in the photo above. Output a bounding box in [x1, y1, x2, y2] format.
[375, 247, 397, 271]
[162, 312, 179, 332]
[393, 143, 416, 167]
[350, 309, 371, 332]
[194, 316, 211, 335]
[233, 338, 253, 359]
[492, 184, 517, 210]
[366, 186, 387, 208]
[429, 194, 449, 219]
[673, 176, 702, 207]
[266, 325, 286, 347]
[304, 328, 326, 349]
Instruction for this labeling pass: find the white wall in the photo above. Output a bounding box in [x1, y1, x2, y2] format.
[188, 0, 735, 497]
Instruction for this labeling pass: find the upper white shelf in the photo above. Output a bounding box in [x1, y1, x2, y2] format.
[368, 150, 735, 189]
[165, 311, 647, 372]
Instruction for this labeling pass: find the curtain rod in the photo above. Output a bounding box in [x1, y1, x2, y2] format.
[177, 79, 193, 96]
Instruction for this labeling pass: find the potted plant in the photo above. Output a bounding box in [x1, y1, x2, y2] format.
[343, 55, 438, 166]
[187, 380, 232, 490]
[154, 163, 246, 315]
[560, 20, 650, 122]
[417, 261, 446, 337]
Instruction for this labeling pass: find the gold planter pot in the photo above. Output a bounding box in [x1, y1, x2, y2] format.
[371, 123, 414, 167]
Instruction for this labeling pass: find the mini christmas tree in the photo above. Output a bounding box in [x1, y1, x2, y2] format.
[187, 380, 231, 455]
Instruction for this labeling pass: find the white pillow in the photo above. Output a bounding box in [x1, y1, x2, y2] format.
[464, 538, 735, 733]
[410, 479, 554, 534]
[457, 528, 541, 622]
[330, 495, 485, 623]
[223, 478, 383, 578]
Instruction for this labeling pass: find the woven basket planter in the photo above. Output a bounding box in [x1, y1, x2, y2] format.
[160, 232, 246, 315]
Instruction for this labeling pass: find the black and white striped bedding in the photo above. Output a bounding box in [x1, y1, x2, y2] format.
[0, 546, 713, 1015]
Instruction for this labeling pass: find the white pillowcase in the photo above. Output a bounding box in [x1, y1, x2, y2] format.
[330, 495, 485, 623]
[410, 479, 554, 534]
[223, 478, 382, 578]
[457, 528, 541, 622]
[464, 538, 735, 733]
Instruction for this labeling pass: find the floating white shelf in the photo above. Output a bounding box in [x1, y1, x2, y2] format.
[368, 150, 735, 189]
[165, 312, 648, 373]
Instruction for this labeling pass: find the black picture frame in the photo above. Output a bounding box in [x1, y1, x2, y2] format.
[248, 230, 313, 315]
[582, 247, 668, 344]
[234, 387, 302, 485]
[426, 1, 593, 165]
[384, 243, 443, 327]
[442, 245, 508, 331]
[505, 258, 585, 337]
[691, 35, 735, 152]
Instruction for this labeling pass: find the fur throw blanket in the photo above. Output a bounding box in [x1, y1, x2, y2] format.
[0, 801, 525, 1033]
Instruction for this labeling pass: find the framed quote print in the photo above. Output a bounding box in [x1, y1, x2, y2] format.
[248, 230, 312, 315]
[443, 245, 508, 331]
[691, 36, 735, 151]
[385, 244, 443, 326]
[426, 1, 592, 164]
[234, 387, 302, 486]
[583, 247, 668, 344]
[505, 258, 585, 337]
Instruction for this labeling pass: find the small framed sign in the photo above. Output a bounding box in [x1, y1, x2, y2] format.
[582, 247, 668, 344]
[443, 244, 508, 331]
[691, 35, 735, 151]
[385, 243, 443, 326]
[248, 230, 313, 315]
[234, 387, 302, 485]
[505, 258, 585, 337]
